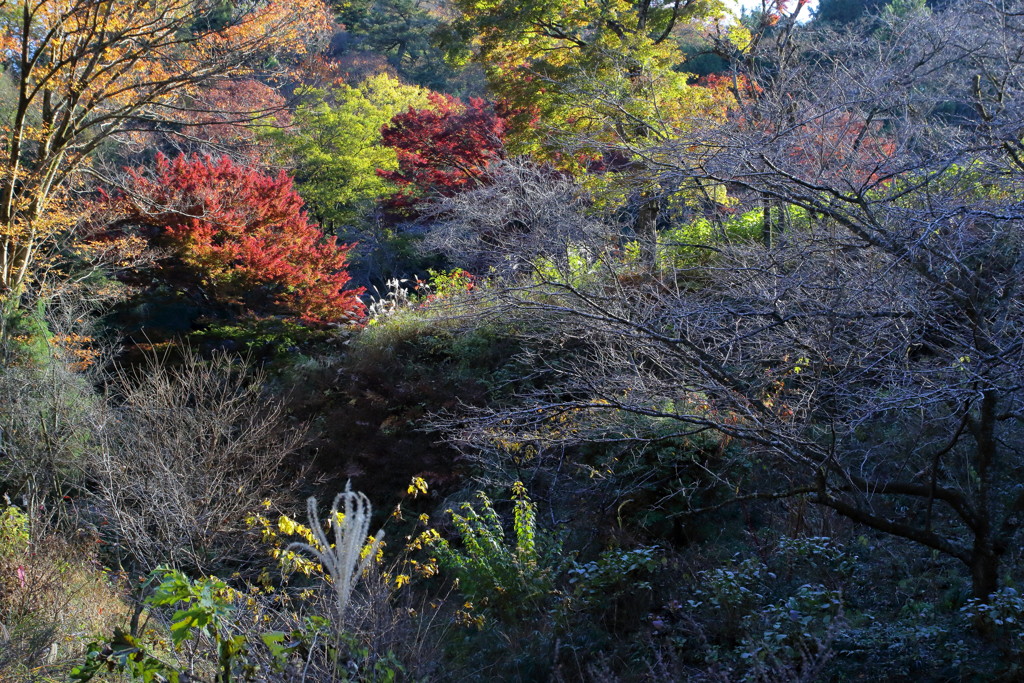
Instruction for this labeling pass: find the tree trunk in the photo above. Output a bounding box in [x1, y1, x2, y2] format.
[636, 195, 659, 269]
[1, 235, 33, 295]
[970, 389, 1000, 600]
[969, 544, 999, 600]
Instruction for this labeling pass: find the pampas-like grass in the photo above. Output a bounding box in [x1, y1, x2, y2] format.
[287, 482, 384, 624]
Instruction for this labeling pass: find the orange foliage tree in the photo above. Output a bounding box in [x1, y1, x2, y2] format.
[0, 0, 331, 299]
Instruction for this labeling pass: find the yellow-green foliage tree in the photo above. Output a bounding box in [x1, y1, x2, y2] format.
[444, 0, 735, 157]
[444, 0, 739, 257]
[0, 0, 331, 299]
[267, 73, 435, 228]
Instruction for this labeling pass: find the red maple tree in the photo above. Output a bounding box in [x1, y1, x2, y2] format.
[378, 95, 508, 215]
[786, 112, 897, 187]
[186, 79, 291, 151]
[118, 154, 365, 322]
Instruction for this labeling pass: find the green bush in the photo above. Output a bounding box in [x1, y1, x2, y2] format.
[0, 502, 30, 562]
[652, 539, 852, 679]
[428, 483, 569, 627]
[961, 586, 1024, 675]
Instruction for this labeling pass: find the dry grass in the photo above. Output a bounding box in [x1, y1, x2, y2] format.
[0, 520, 129, 681]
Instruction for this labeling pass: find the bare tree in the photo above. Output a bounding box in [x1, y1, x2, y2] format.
[0, 293, 112, 529]
[443, 0, 1024, 598]
[424, 158, 619, 274]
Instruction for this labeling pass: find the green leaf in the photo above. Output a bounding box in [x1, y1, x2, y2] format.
[170, 607, 212, 645]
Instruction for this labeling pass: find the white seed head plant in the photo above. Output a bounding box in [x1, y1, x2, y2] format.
[287, 482, 384, 624]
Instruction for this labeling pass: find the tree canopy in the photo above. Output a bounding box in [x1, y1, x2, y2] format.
[113, 154, 364, 322]
[444, 0, 735, 153]
[378, 95, 509, 215]
[0, 0, 330, 297]
[268, 74, 435, 228]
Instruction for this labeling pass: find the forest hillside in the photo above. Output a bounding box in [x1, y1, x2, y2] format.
[2, 0, 1023, 680]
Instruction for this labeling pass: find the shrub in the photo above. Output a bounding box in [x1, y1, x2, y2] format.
[425, 482, 568, 627]
[650, 540, 851, 680]
[92, 351, 305, 574]
[961, 586, 1024, 674]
